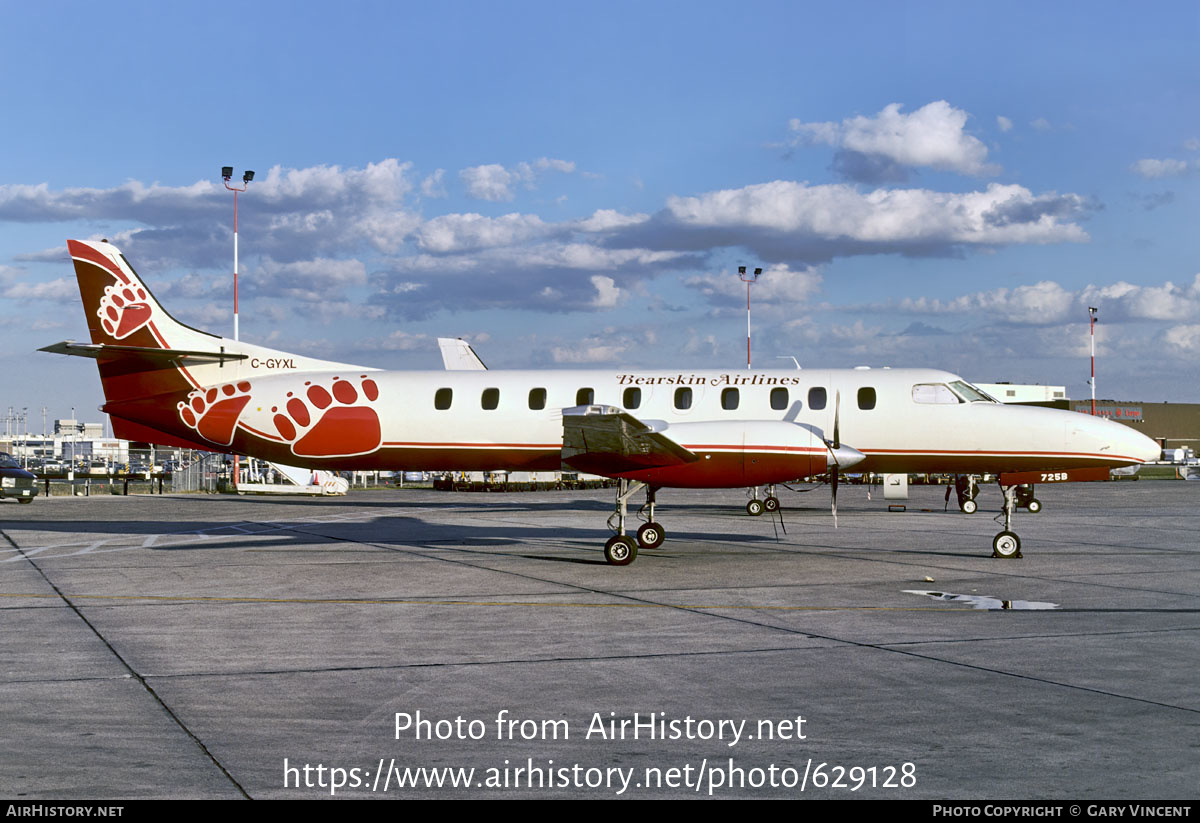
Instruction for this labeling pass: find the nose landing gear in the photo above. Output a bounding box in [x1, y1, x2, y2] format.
[992, 484, 1023, 559]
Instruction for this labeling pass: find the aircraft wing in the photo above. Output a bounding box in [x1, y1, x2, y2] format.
[561, 405, 699, 474]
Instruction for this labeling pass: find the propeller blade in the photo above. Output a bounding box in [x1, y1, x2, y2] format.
[831, 467, 839, 528]
[832, 390, 841, 450]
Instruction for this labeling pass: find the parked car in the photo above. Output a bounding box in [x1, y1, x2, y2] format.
[0, 452, 38, 503]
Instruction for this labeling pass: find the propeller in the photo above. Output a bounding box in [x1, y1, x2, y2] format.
[821, 390, 866, 527]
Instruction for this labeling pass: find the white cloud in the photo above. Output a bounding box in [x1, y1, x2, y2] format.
[575, 209, 651, 232]
[663, 181, 1089, 247]
[590, 275, 621, 308]
[875, 273, 1200, 327]
[391, 243, 689, 275]
[421, 169, 447, 198]
[459, 157, 576, 201]
[681, 330, 719, 357]
[531, 157, 576, 174]
[415, 213, 552, 253]
[358, 330, 431, 351]
[1081, 274, 1200, 321]
[893, 281, 1076, 324]
[1030, 117, 1053, 132]
[996, 115, 1013, 132]
[1, 159, 422, 267]
[550, 337, 629, 363]
[459, 164, 517, 201]
[790, 101, 998, 178]
[249, 257, 367, 302]
[1130, 158, 1189, 179]
[0, 276, 77, 302]
[1163, 324, 1200, 353]
[683, 264, 823, 307]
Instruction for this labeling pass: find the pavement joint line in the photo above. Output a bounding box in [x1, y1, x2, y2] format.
[881, 624, 1200, 646]
[0, 527, 253, 799]
[128, 644, 868, 680]
[0, 591, 974, 611]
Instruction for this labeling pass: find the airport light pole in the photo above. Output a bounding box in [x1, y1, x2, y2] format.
[738, 266, 763, 370]
[222, 167, 253, 490]
[221, 166, 255, 342]
[1089, 306, 1098, 415]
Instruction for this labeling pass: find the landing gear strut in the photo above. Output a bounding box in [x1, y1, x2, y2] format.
[605, 479, 665, 564]
[992, 483, 1023, 559]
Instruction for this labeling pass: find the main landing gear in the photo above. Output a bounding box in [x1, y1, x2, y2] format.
[954, 475, 979, 514]
[992, 483, 1023, 559]
[954, 477, 1041, 517]
[1016, 484, 1042, 513]
[745, 485, 780, 517]
[604, 479, 665, 565]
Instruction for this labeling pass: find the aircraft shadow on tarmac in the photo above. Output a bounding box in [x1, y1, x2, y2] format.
[2, 514, 795, 560]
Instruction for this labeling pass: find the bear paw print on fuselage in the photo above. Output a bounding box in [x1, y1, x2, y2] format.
[178, 381, 253, 446]
[272, 376, 382, 457]
[98, 283, 153, 339]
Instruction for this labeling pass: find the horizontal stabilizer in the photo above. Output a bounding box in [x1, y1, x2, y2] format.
[562, 405, 698, 474]
[39, 340, 248, 365]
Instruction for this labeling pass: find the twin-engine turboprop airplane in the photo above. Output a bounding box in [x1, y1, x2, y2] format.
[43, 239, 1159, 564]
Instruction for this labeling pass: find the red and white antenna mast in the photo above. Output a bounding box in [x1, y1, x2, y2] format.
[221, 166, 255, 341]
[738, 266, 762, 370]
[1089, 306, 1098, 415]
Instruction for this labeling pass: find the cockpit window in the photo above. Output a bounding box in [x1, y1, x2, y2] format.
[912, 383, 961, 404]
[949, 380, 997, 403]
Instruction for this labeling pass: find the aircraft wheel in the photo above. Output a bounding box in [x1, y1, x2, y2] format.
[604, 535, 638, 566]
[992, 530, 1022, 559]
[1026, 498, 1042, 514]
[746, 499, 765, 517]
[636, 522, 665, 549]
[960, 498, 977, 514]
[763, 496, 780, 513]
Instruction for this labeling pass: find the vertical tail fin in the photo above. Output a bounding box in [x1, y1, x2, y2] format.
[68, 239, 221, 351]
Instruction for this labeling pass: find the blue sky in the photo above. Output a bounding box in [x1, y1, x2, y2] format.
[2, 1, 1198, 429]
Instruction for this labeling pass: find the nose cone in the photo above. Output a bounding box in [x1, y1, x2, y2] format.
[827, 444, 865, 471]
[1079, 415, 1160, 466]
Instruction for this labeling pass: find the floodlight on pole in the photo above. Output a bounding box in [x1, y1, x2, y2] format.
[739, 266, 763, 370]
[221, 166, 254, 342]
[222, 166, 254, 491]
[1089, 306, 1098, 415]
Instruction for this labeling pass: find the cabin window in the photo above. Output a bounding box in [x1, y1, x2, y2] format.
[808, 387, 827, 410]
[722, 388, 740, 410]
[674, 387, 693, 410]
[434, 388, 453, 410]
[576, 388, 594, 406]
[528, 388, 546, 410]
[912, 383, 959, 404]
[481, 388, 500, 410]
[770, 387, 789, 411]
[858, 387, 877, 411]
[623, 387, 642, 410]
